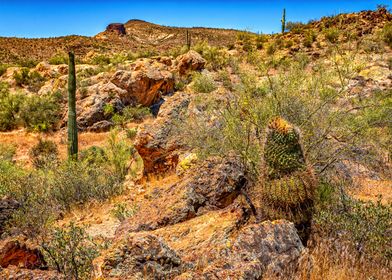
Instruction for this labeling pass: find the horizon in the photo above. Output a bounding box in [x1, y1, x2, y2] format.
[0, 0, 389, 38]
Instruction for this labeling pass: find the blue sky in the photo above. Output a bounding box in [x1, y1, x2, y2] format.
[0, 0, 389, 38]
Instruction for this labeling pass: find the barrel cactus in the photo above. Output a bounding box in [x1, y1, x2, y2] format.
[261, 117, 316, 241]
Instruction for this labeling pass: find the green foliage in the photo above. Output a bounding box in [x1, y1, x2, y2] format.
[0, 64, 8, 77]
[79, 146, 107, 165]
[104, 129, 133, 179]
[191, 72, 216, 93]
[324, 27, 340, 43]
[0, 83, 24, 131]
[192, 41, 228, 70]
[112, 106, 151, 127]
[285, 21, 305, 33]
[19, 92, 61, 131]
[111, 202, 139, 222]
[41, 223, 99, 280]
[304, 31, 316, 48]
[125, 128, 138, 139]
[17, 58, 38, 68]
[48, 52, 68, 65]
[13, 68, 46, 92]
[29, 139, 59, 168]
[382, 22, 392, 47]
[90, 54, 111, 65]
[266, 42, 276, 55]
[315, 184, 392, 264]
[0, 143, 16, 162]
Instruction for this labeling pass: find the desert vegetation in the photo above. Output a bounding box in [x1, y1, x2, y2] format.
[0, 5, 391, 280]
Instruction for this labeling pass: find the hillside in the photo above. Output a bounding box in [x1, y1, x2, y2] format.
[0, 7, 391, 280]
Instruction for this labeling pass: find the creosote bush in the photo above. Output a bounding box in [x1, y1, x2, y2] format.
[29, 139, 59, 168]
[191, 72, 216, 93]
[382, 22, 392, 47]
[41, 223, 99, 280]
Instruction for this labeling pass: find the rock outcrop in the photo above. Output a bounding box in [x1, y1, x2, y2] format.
[0, 198, 19, 235]
[134, 92, 190, 174]
[176, 50, 206, 76]
[0, 266, 63, 280]
[94, 233, 182, 279]
[116, 156, 245, 234]
[105, 23, 126, 36]
[0, 240, 46, 269]
[111, 60, 174, 107]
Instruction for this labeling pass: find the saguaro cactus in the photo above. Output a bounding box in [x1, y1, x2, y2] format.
[186, 30, 191, 50]
[67, 51, 78, 160]
[281, 8, 286, 34]
[261, 117, 316, 242]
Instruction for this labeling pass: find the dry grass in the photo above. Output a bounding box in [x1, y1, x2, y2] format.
[0, 129, 109, 165]
[349, 178, 392, 204]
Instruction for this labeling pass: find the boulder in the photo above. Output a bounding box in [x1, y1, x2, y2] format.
[94, 233, 182, 279]
[0, 267, 63, 280]
[0, 198, 19, 235]
[116, 156, 245, 234]
[0, 240, 46, 269]
[176, 50, 206, 76]
[134, 92, 190, 174]
[111, 60, 174, 107]
[105, 23, 126, 36]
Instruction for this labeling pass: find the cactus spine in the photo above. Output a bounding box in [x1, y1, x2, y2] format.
[67, 51, 78, 160]
[261, 117, 316, 242]
[281, 8, 286, 33]
[186, 30, 191, 50]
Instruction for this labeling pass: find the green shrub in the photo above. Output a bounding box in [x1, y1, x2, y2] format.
[266, 42, 276, 55]
[0, 144, 16, 162]
[90, 54, 111, 65]
[191, 72, 216, 93]
[324, 27, 340, 43]
[304, 31, 316, 48]
[17, 58, 38, 68]
[48, 53, 68, 65]
[19, 93, 61, 131]
[285, 21, 305, 33]
[112, 106, 151, 127]
[111, 202, 139, 222]
[13, 68, 46, 92]
[0, 64, 8, 77]
[41, 223, 99, 280]
[193, 41, 228, 70]
[125, 128, 138, 139]
[382, 22, 392, 47]
[315, 186, 392, 264]
[79, 146, 107, 165]
[0, 83, 23, 131]
[29, 139, 59, 168]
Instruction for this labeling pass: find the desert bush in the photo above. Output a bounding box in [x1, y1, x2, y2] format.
[304, 31, 317, 47]
[111, 202, 139, 222]
[29, 139, 58, 168]
[13, 68, 46, 92]
[324, 27, 340, 43]
[191, 72, 216, 93]
[0, 64, 8, 76]
[17, 58, 38, 68]
[314, 181, 392, 264]
[382, 22, 392, 47]
[0, 83, 24, 131]
[285, 21, 305, 33]
[266, 42, 276, 55]
[104, 129, 133, 179]
[90, 54, 111, 65]
[48, 52, 68, 65]
[41, 223, 99, 280]
[79, 146, 107, 165]
[19, 92, 61, 131]
[192, 41, 228, 70]
[112, 106, 151, 127]
[125, 128, 138, 139]
[0, 144, 16, 162]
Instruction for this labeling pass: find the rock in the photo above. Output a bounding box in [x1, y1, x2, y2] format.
[0, 267, 63, 280]
[176, 50, 206, 76]
[94, 233, 182, 279]
[134, 92, 190, 174]
[106, 23, 126, 36]
[184, 220, 304, 279]
[0, 240, 46, 269]
[87, 120, 114, 132]
[0, 198, 19, 235]
[176, 153, 198, 176]
[111, 60, 174, 107]
[116, 156, 245, 234]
